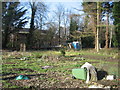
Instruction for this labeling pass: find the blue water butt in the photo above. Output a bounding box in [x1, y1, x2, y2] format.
[72, 41, 80, 50]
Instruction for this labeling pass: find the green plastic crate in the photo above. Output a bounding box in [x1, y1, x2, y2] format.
[72, 68, 87, 80]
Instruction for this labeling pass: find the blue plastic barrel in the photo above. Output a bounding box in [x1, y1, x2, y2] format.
[72, 41, 80, 50]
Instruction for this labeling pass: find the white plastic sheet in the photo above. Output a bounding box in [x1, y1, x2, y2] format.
[81, 62, 97, 83]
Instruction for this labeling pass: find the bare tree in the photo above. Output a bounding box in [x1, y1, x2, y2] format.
[28, 1, 47, 48]
[54, 3, 64, 45]
[63, 9, 70, 40]
[35, 2, 48, 30]
[27, 2, 37, 48]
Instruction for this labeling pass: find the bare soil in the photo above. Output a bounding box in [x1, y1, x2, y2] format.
[1, 51, 119, 89]
[6, 72, 118, 89]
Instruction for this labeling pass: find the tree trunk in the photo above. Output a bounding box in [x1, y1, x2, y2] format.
[80, 37, 82, 50]
[58, 16, 61, 45]
[28, 5, 36, 48]
[23, 43, 26, 52]
[4, 32, 8, 48]
[96, 2, 100, 52]
[95, 32, 97, 49]
[40, 14, 43, 30]
[91, 16, 97, 50]
[20, 43, 23, 51]
[20, 43, 26, 52]
[4, 27, 9, 48]
[105, 14, 109, 48]
[0, 2, 2, 50]
[65, 27, 67, 40]
[109, 26, 112, 48]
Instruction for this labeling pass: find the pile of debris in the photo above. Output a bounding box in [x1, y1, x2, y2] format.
[72, 62, 117, 89]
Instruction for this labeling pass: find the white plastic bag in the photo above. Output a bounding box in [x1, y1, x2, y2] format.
[81, 62, 97, 83]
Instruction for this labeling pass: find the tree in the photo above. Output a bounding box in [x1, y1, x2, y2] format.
[69, 14, 79, 42]
[27, 2, 37, 48]
[112, 2, 120, 49]
[102, 2, 113, 48]
[96, 2, 101, 52]
[35, 2, 47, 30]
[82, 2, 105, 51]
[27, 1, 47, 48]
[54, 4, 64, 44]
[63, 9, 70, 40]
[82, 2, 98, 50]
[0, 2, 2, 50]
[2, 2, 28, 48]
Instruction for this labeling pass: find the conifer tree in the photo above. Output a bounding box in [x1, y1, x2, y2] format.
[112, 2, 120, 49]
[2, 2, 27, 48]
[69, 16, 78, 42]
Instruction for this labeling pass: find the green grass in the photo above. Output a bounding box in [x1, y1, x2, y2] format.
[2, 80, 20, 88]
[1, 49, 119, 88]
[66, 50, 111, 57]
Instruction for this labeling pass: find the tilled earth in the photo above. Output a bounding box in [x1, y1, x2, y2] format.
[3, 71, 118, 89]
[1, 51, 119, 89]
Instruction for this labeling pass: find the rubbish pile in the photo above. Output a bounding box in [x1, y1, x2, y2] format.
[106, 75, 115, 80]
[41, 66, 53, 69]
[20, 57, 29, 60]
[72, 62, 97, 83]
[72, 62, 117, 89]
[81, 62, 97, 83]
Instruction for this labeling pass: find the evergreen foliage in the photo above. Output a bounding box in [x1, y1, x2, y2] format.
[2, 2, 28, 48]
[112, 2, 120, 48]
[69, 17, 78, 42]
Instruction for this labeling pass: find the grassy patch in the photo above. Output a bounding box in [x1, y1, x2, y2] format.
[1, 49, 119, 88]
[2, 80, 20, 88]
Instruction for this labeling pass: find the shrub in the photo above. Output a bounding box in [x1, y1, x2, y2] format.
[60, 49, 66, 56]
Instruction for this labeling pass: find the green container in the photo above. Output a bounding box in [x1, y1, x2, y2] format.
[72, 68, 87, 80]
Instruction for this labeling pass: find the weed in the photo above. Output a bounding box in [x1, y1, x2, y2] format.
[60, 49, 66, 56]
[2, 49, 119, 88]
